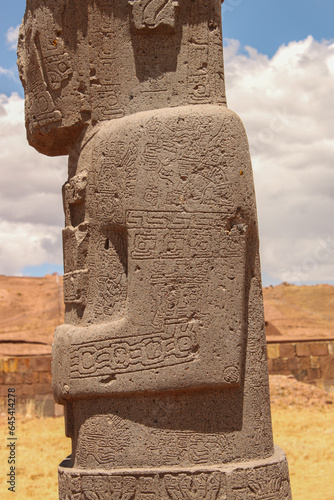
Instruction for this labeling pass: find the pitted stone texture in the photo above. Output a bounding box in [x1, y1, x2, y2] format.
[65, 385, 274, 470]
[19, 0, 292, 498]
[52, 105, 257, 400]
[59, 446, 292, 499]
[18, 0, 225, 155]
[129, 0, 180, 30]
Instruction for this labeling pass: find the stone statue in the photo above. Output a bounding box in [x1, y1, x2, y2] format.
[18, 1, 292, 498]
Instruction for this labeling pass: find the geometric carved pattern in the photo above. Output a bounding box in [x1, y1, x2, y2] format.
[70, 327, 198, 379]
[59, 446, 292, 499]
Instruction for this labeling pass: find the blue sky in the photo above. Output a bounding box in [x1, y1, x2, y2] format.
[0, 0, 24, 96]
[0, 1, 333, 285]
[2, 0, 334, 96]
[223, 0, 334, 57]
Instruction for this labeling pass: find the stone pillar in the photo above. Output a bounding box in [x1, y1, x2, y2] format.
[18, 1, 292, 498]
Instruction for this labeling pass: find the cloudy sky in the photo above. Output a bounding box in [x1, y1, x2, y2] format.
[0, 0, 333, 286]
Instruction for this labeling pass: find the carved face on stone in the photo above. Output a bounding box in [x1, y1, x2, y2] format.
[18, 0, 90, 156]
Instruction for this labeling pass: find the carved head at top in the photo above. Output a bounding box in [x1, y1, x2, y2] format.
[17, 0, 92, 156]
[18, 0, 225, 156]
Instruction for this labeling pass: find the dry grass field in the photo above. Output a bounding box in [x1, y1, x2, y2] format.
[0, 376, 333, 500]
[270, 376, 334, 500]
[1, 280, 333, 498]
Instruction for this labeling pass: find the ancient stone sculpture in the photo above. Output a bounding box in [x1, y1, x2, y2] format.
[18, 1, 292, 498]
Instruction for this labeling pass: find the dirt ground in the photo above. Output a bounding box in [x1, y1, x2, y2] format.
[269, 375, 334, 500]
[269, 374, 334, 407]
[0, 375, 333, 500]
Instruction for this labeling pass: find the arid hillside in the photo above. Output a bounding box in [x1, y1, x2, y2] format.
[0, 274, 64, 355]
[264, 283, 334, 339]
[0, 276, 333, 355]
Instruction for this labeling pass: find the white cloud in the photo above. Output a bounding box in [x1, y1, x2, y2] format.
[0, 220, 62, 276]
[0, 93, 67, 276]
[6, 25, 20, 51]
[0, 66, 15, 80]
[1, 36, 334, 283]
[224, 36, 334, 284]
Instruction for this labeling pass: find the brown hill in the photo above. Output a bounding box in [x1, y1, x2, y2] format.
[263, 282, 334, 340]
[0, 274, 64, 355]
[0, 276, 333, 355]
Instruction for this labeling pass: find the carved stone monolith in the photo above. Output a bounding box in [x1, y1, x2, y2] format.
[18, 1, 292, 498]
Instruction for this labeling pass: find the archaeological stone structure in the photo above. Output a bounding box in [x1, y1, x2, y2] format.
[19, 0, 292, 498]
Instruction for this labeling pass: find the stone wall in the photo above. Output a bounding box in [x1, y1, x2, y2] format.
[267, 338, 334, 393]
[0, 355, 62, 416]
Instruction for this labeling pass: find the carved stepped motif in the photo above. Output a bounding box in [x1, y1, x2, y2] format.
[18, 1, 292, 498]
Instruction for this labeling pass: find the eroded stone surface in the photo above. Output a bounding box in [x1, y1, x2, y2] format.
[59, 446, 291, 499]
[52, 105, 254, 399]
[18, 0, 225, 155]
[19, 1, 292, 498]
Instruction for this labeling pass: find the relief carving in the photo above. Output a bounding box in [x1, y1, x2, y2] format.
[19, 1, 291, 498]
[70, 326, 199, 380]
[129, 0, 179, 31]
[58, 453, 291, 499]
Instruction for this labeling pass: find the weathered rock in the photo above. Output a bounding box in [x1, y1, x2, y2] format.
[19, 1, 292, 498]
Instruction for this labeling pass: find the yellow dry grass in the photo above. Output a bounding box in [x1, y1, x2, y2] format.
[272, 406, 334, 500]
[0, 416, 69, 500]
[0, 405, 333, 499]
